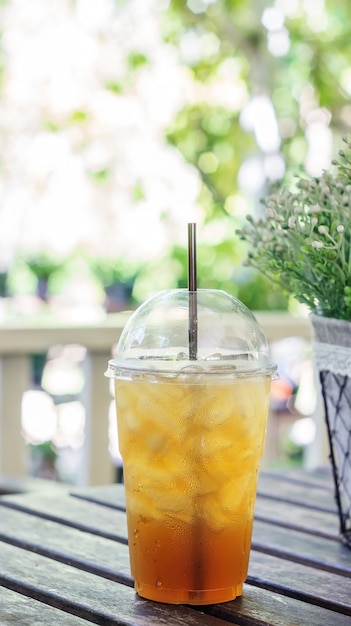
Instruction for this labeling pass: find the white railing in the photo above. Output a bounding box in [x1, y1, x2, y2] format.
[0, 310, 130, 486]
[0, 310, 318, 486]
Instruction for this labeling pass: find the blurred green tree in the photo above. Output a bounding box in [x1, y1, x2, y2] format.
[1, 0, 351, 311]
[152, 0, 351, 308]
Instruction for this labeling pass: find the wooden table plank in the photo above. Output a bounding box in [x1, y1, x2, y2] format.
[1, 530, 350, 626]
[254, 496, 340, 538]
[1, 500, 348, 585]
[0, 587, 93, 626]
[257, 471, 337, 512]
[0, 491, 128, 541]
[71, 482, 341, 541]
[205, 584, 351, 626]
[0, 488, 342, 566]
[248, 551, 351, 615]
[1, 482, 347, 576]
[260, 467, 334, 489]
[71, 473, 338, 518]
[0, 543, 237, 626]
[71, 467, 336, 509]
[70, 484, 126, 511]
[1, 490, 351, 621]
[252, 519, 351, 576]
[71, 484, 126, 510]
[0, 507, 131, 585]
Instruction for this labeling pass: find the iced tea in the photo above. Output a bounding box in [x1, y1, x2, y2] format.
[114, 373, 271, 605]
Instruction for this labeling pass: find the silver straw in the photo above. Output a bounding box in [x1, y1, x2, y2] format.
[188, 222, 198, 360]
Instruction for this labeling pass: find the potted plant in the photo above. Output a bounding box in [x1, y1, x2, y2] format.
[237, 133, 351, 547]
[24, 252, 66, 302]
[89, 256, 139, 312]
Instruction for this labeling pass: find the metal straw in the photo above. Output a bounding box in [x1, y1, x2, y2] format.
[188, 222, 198, 360]
[188, 223, 204, 598]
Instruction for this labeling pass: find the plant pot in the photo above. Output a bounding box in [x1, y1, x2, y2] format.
[0, 271, 8, 297]
[103, 280, 135, 313]
[311, 314, 351, 547]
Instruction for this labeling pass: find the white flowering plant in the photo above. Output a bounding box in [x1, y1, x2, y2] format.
[236, 135, 351, 321]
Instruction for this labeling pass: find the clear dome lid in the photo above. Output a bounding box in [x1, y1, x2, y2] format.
[106, 289, 277, 380]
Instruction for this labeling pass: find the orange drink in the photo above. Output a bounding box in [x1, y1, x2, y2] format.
[114, 373, 271, 604]
[106, 288, 276, 605]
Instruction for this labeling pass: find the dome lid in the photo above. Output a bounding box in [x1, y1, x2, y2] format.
[106, 289, 277, 380]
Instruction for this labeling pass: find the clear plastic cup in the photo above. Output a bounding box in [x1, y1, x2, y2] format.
[105, 289, 277, 605]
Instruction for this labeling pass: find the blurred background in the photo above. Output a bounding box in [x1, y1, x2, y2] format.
[0, 0, 349, 485]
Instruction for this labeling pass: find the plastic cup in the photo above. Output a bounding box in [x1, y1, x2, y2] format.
[105, 289, 277, 605]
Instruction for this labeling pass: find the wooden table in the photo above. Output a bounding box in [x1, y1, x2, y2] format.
[0, 469, 350, 625]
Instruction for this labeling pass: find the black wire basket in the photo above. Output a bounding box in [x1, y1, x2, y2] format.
[312, 315, 351, 548]
[319, 369, 351, 547]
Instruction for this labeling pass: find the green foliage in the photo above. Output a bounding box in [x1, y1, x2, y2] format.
[88, 255, 140, 288]
[68, 110, 89, 124]
[235, 271, 289, 311]
[90, 168, 111, 184]
[160, 1, 351, 310]
[4, 1, 351, 314]
[30, 441, 58, 463]
[24, 253, 66, 280]
[237, 135, 351, 320]
[167, 105, 255, 207]
[43, 119, 61, 132]
[105, 80, 124, 94]
[140, 230, 287, 311]
[132, 181, 145, 201]
[127, 51, 149, 71]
